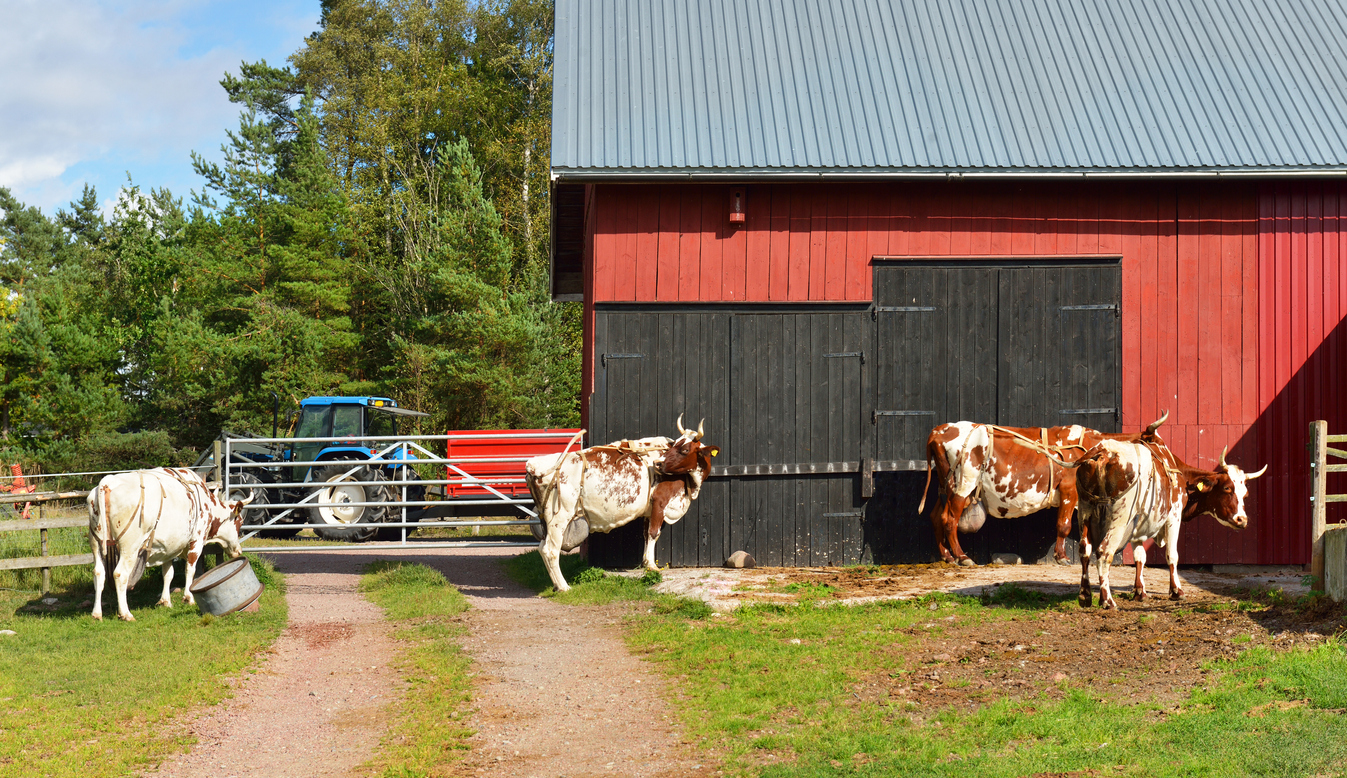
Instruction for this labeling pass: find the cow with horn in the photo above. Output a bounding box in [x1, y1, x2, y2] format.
[1059, 434, 1266, 608]
[88, 467, 254, 621]
[919, 412, 1172, 566]
[525, 415, 718, 592]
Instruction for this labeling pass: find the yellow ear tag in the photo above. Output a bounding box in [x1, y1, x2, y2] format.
[1195, 482, 1207, 492]
[710, 448, 719, 457]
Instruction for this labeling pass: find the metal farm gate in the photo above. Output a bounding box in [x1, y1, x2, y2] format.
[588, 260, 1121, 567]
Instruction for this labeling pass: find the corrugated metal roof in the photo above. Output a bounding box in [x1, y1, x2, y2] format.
[552, 0, 1347, 176]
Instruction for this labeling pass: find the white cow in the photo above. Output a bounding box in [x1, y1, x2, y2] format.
[87, 467, 253, 621]
[1070, 440, 1264, 609]
[525, 418, 718, 592]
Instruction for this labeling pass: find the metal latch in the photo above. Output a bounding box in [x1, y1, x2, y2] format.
[601, 353, 644, 368]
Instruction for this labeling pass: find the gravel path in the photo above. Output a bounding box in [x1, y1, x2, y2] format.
[148, 546, 711, 778]
[148, 554, 403, 778]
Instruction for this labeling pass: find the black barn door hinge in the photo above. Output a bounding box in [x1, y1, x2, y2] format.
[601, 353, 644, 368]
[872, 410, 935, 424]
[1061, 303, 1120, 318]
[824, 351, 864, 364]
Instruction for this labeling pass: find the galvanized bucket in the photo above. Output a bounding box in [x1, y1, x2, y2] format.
[191, 558, 264, 616]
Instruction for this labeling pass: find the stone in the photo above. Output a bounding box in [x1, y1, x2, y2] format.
[724, 550, 756, 569]
[0, 630, 15, 636]
[41, 598, 58, 606]
[991, 553, 1021, 565]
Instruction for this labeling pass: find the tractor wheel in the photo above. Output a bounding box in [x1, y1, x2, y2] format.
[375, 467, 425, 541]
[227, 472, 299, 539]
[308, 463, 390, 542]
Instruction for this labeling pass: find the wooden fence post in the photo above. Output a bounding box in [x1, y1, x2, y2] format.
[39, 501, 50, 595]
[1311, 420, 1328, 587]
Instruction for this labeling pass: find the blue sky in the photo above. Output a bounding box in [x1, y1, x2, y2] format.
[0, 0, 322, 216]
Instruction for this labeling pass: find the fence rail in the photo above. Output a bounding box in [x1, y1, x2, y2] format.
[0, 493, 92, 593]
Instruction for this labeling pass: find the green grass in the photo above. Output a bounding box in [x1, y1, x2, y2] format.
[358, 561, 475, 777]
[0, 554, 287, 778]
[502, 552, 1347, 777]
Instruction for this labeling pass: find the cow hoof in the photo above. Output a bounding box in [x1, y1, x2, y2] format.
[157, 599, 171, 608]
[958, 558, 977, 567]
[1054, 556, 1073, 566]
[1170, 590, 1184, 600]
[91, 613, 102, 622]
[119, 614, 136, 622]
[1133, 591, 1147, 602]
[1078, 593, 1093, 608]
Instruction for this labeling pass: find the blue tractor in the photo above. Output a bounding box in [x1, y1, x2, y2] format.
[220, 396, 430, 542]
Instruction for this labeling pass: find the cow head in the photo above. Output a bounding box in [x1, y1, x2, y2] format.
[661, 414, 719, 483]
[1186, 447, 1267, 530]
[205, 487, 256, 558]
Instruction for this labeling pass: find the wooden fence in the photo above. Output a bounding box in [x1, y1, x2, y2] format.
[0, 490, 92, 594]
[1308, 421, 1347, 599]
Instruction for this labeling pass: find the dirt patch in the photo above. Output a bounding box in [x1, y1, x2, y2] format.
[292, 621, 354, 650]
[653, 561, 1344, 718]
[859, 597, 1338, 716]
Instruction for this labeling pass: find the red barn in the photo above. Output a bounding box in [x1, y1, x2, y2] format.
[550, 0, 1347, 569]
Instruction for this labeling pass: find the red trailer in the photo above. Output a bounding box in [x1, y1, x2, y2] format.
[434, 429, 582, 517]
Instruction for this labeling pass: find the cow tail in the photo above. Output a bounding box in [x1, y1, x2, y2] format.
[917, 446, 934, 515]
[99, 485, 120, 578]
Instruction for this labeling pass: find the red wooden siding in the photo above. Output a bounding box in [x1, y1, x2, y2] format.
[584, 180, 1347, 565]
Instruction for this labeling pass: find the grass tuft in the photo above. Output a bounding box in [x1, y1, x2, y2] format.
[357, 561, 474, 778]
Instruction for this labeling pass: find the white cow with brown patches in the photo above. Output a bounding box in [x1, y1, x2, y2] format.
[1069, 438, 1265, 608]
[87, 467, 252, 621]
[525, 418, 718, 592]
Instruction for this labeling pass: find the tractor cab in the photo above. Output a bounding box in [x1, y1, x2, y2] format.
[289, 396, 428, 473]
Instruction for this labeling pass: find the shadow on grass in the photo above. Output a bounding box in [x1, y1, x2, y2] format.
[976, 581, 1080, 610]
[7, 553, 282, 622]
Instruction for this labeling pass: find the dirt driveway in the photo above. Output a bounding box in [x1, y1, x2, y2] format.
[151, 546, 711, 778]
[151, 545, 1330, 778]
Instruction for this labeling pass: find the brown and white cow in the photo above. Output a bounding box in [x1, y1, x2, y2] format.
[1070, 438, 1266, 609]
[87, 467, 253, 621]
[919, 415, 1170, 566]
[525, 416, 718, 592]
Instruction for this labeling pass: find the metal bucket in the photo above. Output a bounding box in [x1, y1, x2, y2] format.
[191, 558, 264, 616]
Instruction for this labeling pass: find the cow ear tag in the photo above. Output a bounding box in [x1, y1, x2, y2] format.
[710, 448, 719, 457]
[1195, 481, 1207, 492]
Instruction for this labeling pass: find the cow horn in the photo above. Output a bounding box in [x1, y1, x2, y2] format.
[238, 490, 256, 507]
[1220, 446, 1229, 469]
[696, 418, 704, 440]
[1246, 464, 1268, 480]
[676, 413, 690, 437]
[1144, 409, 1169, 436]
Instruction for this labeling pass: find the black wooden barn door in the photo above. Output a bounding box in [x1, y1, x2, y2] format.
[868, 260, 1121, 564]
[590, 311, 731, 569]
[727, 312, 867, 566]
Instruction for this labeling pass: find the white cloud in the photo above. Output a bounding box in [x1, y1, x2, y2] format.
[0, 0, 247, 206]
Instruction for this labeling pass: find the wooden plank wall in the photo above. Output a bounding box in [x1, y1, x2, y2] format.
[1257, 183, 1347, 566]
[587, 180, 1347, 564]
